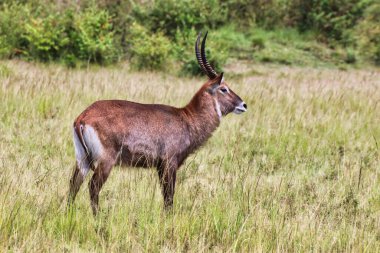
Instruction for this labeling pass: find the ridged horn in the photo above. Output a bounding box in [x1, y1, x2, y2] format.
[201, 31, 218, 79]
[195, 32, 208, 76]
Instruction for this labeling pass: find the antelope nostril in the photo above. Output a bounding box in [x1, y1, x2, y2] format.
[243, 103, 247, 109]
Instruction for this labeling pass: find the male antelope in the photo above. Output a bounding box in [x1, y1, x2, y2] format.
[68, 32, 247, 215]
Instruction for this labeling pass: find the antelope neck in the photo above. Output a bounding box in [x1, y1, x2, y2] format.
[180, 90, 220, 147]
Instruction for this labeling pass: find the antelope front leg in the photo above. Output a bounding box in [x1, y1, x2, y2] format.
[157, 160, 178, 209]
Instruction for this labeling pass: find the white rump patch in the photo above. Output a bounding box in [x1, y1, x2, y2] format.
[82, 125, 103, 166]
[73, 127, 90, 176]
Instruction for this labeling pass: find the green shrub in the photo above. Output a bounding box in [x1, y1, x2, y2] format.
[288, 0, 370, 43]
[97, 0, 134, 54]
[250, 0, 288, 29]
[225, 0, 292, 29]
[173, 28, 240, 76]
[355, 3, 380, 65]
[224, 0, 256, 28]
[248, 28, 345, 66]
[73, 7, 117, 64]
[0, 0, 379, 68]
[0, 4, 31, 58]
[23, 15, 69, 61]
[212, 26, 252, 58]
[127, 23, 171, 71]
[133, 0, 227, 38]
[0, 3, 119, 65]
[172, 28, 199, 75]
[344, 48, 357, 64]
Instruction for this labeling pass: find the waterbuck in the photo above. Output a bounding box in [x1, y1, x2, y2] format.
[68, 32, 247, 215]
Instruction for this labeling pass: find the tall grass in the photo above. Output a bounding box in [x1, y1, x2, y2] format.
[0, 61, 379, 252]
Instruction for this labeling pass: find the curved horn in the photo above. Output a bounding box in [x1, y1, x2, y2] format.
[201, 31, 218, 79]
[195, 32, 209, 76]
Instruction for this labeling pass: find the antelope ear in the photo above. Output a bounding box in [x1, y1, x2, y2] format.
[208, 73, 224, 93]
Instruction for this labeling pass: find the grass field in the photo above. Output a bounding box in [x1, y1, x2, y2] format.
[0, 60, 379, 252]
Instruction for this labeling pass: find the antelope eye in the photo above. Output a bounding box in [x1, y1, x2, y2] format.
[220, 88, 228, 93]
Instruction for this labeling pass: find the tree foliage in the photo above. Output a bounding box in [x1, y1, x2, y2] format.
[0, 0, 378, 69]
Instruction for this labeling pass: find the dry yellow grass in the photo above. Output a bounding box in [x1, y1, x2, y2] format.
[0, 60, 379, 252]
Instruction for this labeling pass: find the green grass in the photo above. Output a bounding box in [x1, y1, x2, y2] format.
[0, 61, 379, 252]
[207, 27, 360, 70]
[247, 28, 354, 67]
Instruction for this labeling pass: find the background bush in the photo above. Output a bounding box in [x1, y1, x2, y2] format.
[23, 14, 69, 61]
[127, 23, 171, 70]
[0, 0, 379, 70]
[132, 0, 227, 38]
[355, 3, 380, 65]
[72, 7, 118, 64]
[0, 4, 31, 58]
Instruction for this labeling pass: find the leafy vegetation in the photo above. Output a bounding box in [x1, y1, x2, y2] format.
[355, 3, 380, 64]
[0, 0, 379, 70]
[0, 3, 31, 58]
[128, 23, 171, 70]
[23, 14, 69, 61]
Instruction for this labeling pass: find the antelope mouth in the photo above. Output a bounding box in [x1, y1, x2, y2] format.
[233, 102, 247, 114]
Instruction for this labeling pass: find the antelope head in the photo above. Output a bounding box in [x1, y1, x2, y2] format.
[195, 31, 247, 118]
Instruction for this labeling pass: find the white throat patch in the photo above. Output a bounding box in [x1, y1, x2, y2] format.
[214, 98, 222, 119]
